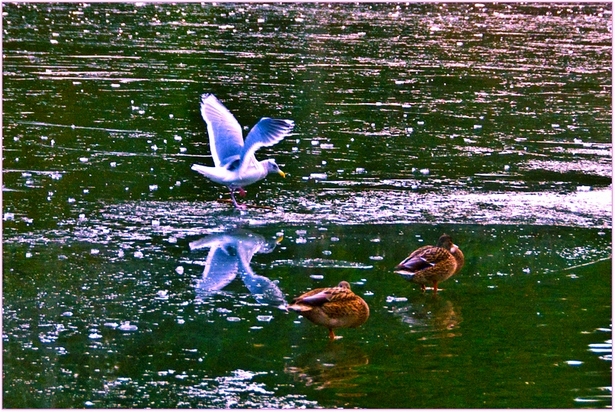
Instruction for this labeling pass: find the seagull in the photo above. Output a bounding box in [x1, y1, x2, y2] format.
[191, 93, 294, 208]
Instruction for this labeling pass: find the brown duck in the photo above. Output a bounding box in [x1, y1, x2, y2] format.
[288, 281, 370, 340]
[394, 234, 464, 294]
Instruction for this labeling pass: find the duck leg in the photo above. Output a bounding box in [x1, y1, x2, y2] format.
[420, 284, 426, 293]
[328, 328, 336, 341]
[433, 281, 439, 295]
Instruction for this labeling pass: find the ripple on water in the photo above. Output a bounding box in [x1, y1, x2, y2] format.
[270, 258, 373, 270]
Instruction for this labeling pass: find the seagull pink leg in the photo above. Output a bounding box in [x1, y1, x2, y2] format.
[229, 188, 247, 209]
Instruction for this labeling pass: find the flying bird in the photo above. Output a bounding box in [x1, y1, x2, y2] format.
[191, 93, 294, 208]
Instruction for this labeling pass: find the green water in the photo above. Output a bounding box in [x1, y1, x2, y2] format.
[2, 2, 612, 409]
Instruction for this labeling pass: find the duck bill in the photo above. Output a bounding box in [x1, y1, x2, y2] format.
[278, 170, 286, 178]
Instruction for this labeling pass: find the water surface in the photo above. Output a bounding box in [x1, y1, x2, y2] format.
[3, 2, 612, 409]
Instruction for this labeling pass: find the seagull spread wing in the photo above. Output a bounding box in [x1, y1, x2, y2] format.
[200, 93, 244, 168]
[238, 117, 294, 173]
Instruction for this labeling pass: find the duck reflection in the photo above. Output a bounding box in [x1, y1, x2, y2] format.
[189, 229, 286, 309]
[390, 295, 462, 337]
[284, 344, 369, 393]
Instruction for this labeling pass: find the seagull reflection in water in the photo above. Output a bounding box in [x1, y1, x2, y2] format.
[189, 229, 286, 309]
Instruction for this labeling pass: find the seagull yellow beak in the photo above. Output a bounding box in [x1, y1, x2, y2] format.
[278, 170, 286, 178]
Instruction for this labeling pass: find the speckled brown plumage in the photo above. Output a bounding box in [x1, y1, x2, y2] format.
[288, 281, 370, 340]
[394, 234, 464, 294]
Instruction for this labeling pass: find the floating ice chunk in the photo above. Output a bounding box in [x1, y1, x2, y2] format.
[90, 248, 100, 255]
[133, 251, 144, 259]
[156, 290, 169, 300]
[3, 213, 14, 221]
[175, 265, 184, 275]
[565, 360, 583, 366]
[151, 219, 160, 227]
[419, 168, 430, 175]
[473, 124, 482, 129]
[386, 296, 408, 303]
[310, 274, 324, 280]
[504, 165, 510, 171]
[118, 322, 138, 332]
[576, 186, 591, 192]
[149, 184, 158, 191]
[309, 173, 327, 180]
[257, 315, 273, 322]
[355, 167, 366, 174]
[79, 157, 89, 163]
[227, 317, 241, 322]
